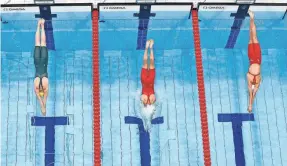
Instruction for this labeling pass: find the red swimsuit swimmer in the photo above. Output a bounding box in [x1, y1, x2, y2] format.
[248, 43, 262, 84]
[141, 68, 155, 103]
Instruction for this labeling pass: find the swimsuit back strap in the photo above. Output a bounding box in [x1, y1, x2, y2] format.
[248, 72, 260, 84]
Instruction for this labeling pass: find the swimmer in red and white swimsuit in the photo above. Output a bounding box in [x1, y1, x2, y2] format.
[141, 39, 156, 106]
[247, 10, 261, 113]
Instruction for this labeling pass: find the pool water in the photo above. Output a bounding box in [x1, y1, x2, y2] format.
[1, 9, 94, 166]
[99, 17, 203, 166]
[1, 4, 287, 166]
[199, 10, 287, 166]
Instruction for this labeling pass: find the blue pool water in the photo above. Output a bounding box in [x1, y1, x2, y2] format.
[99, 8, 287, 166]
[1, 10, 93, 166]
[1, 5, 287, 166]
[99, 11, 204, 166]
[199, 11, 287, 166]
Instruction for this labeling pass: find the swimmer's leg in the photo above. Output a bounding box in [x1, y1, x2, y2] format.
[35, 20, 41, 46]
[148, 39, 156, 104]
[149, 39, 155, 69]
[141, 94, 148, 106]
[149, 94, 156, 105]
[40, 19, 46, 47]
[248, 10, 258, 44]
[143, 40, 150, 69]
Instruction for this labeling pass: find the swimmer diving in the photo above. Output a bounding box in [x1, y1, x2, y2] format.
[140, 39, 156, 131]
[33, 19, 49, 116]
[247, 10, 262, 113]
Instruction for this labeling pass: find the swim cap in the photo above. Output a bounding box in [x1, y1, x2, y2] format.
[39, 91, 44, 97]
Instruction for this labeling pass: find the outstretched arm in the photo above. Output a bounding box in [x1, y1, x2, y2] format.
[247, 79, 261, 113]
[43, 88, 49, 107]
[247, 73, 255, 112]
[247, 83, 254, 112]
[34, 87, 46, 114]
[252, 78, 261, 98]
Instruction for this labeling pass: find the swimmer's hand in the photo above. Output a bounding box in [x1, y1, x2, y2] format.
[247, 105, 252, 113]
[41, 105, 46, 116]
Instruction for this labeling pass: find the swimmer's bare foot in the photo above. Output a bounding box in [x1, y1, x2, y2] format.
[145, 40, 150, 49]
[149, 39, 154, 49]
[248, 10, 254, 19]
[41, 19, 45, 27]
[38, 19, 42, 26]
[248, 105, 252, 113]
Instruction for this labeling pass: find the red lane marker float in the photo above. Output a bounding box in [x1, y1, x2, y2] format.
[92, 10, 101, 166]
[192, 9, 211, 166]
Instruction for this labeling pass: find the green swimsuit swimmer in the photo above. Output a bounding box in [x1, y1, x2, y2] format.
[34, 46, 48, 89]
